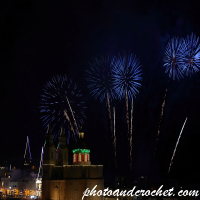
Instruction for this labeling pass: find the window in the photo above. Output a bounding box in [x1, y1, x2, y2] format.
[79, 153, 81, 162]
[81, 154, 84, 162]
[76, 154, 78, 163]
[87, 154, 89, 162]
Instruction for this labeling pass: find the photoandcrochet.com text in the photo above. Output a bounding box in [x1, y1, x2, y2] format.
[82, 185, 199, 200]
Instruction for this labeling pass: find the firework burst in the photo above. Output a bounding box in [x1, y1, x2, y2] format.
[163, 37, 187, 80]
[86, 55, 116, 102]
[112, 53, 142, 100]
[86, 55, 116, 132]
[39, 75, 86, 140]
[184, 33, 200, 76]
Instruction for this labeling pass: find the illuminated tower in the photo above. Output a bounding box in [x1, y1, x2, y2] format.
[56, 127, 68, 166]
[43, 125, 56, 179]
[24, 136, 32, 166]
[72, 131, 91, 165]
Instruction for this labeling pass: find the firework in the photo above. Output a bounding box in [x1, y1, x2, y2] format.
[155, 37, 187, 154]
[112, 53, 142, 138]
[112, 52, 142, 168]
[168, 117, 188, 174]
[184, 33, 200, 76]
[39, 75, 86, 140]
[86, 55, 115, 132]
[163, 37, 187, 80]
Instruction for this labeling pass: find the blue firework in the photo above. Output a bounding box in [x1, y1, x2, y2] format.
[184, 33, 200, 76]
[86, 55, 116, 103]
[39, 75, 86, 140]
[112, 53, 142, 100]
[163, 37, 187, 80]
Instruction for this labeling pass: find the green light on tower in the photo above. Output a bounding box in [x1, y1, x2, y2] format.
[73, 149, 90, 154]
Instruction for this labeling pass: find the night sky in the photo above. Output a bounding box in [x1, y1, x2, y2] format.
[1, 0, 200, 186]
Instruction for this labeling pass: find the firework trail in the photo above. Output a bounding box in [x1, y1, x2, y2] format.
[40, 75, 86, 140]
[168, 117, 187, 174]
[125, 89, 129, 138]
[112, 53, 142, 135]
[184, 33, 200, 76]
[66, 95, 79, 133]
[154, 88, 167, 155]
[86, 55, 115, 133]
[63, 110, 75, 134]
[107, 92, 112, 132]
[37, 146, 44, 178]
[113, 107, 117, 168]
[130, 95, 133, 170]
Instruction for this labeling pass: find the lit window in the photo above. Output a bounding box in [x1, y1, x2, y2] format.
[76, 154, 78, 163]
[79, 153, 81, 162]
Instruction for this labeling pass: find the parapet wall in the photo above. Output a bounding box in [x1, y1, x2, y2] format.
[63, 165, 103, 179]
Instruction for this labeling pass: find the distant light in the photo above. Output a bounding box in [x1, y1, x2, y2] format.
[36, 180, 42, 184]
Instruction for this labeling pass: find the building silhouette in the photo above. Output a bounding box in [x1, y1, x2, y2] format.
[42, 125, 104, 200]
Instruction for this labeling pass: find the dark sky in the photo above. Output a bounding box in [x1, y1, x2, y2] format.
[1, 0, 200, 185]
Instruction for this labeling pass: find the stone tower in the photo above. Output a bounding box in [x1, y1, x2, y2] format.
[56, 126, 69, 166]
[42, 125, 56, 179]
[73, 131, 91, 165]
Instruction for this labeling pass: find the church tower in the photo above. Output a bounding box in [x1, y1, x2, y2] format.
[43, 125, 56, 179]
[56, 126, 68, 166]
[72, 130, 91, 165]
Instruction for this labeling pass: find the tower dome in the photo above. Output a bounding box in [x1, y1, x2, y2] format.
[72, 131, 91, 165]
